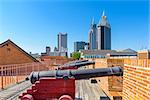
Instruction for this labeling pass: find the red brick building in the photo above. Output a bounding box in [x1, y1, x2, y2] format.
[138, 50, 150, 59]
[40, 55, 73, 69]
[0, 39, 38, 65]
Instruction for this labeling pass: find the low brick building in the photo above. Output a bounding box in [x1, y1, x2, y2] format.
[0, 39, 39, 65]
[40, 56, 73, 69]
[138, 50, 150, 59]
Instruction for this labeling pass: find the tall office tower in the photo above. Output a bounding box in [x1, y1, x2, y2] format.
[57, 32, 68, 52]
[89, 18, 97, 50]
[97, 11, 111, 50]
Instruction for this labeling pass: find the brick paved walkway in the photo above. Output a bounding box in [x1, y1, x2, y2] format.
[0, 81, 31, 100]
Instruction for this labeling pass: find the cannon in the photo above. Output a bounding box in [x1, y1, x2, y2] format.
[63, 60, 89, 65]
[58, 60, 95, 70]
[20, 67, 123, 100]
[28, 66, 122, 84]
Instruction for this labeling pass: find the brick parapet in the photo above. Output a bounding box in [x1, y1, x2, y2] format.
[123, 64, 150, 100]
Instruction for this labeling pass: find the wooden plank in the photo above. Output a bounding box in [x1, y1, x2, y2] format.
[76, 80, 107, 100]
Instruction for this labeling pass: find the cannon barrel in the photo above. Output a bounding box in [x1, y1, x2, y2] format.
[64, 60, 89, 65]
[27, 66, 123, 84]
[59, 60, 95, 69]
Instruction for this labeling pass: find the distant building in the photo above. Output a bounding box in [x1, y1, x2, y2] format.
[57, 32, 68, 57]
[89, 18, 97, 50]
[41, 52, 47, 56]
[81, 50, 115, 58]
[30, 53, 40, 58]
[54, 47, 58, 52]
[81, 49, 137, 59]
[46, 46, 51, 55]
[49, 51, 67, 57]
[97, 11, 111, 50]
[41, 46, 51, 56]
[89, 11, 111, 50]
[57, 33, 68, 52]
[74, 41, 89, 52]
[84, 42, 89, 50]
[0, 39, 39, 65]
[41, 33, 68, 57]
[49, 52, 60, 56]
[41, 47, 67, 57]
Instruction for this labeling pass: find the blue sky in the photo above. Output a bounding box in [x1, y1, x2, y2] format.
[0, 0, 149, 54]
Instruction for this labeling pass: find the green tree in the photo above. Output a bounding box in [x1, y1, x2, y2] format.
[72, 52, 81, 60]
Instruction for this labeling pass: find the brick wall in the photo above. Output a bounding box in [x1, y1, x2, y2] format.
[138, 50, 150, 59]
[91, 58, 123, 99]
[0, 43, 35, 65]
[84, 58, 150, 100]
[42, 59, 71, 70]
[123, 65, 150, 100]
[107, 59, 123, 92]
[138, 52, 148, 59]
[95, 59, 109, 96]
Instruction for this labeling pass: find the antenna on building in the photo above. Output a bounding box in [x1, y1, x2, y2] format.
[91, 17, 94, 25]
[102, 10, 105, 16]
[90, 17, 94, 28]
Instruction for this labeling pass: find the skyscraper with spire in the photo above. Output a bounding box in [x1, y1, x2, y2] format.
[89, 11, 111, 50]
[97, 11, 111, 50]
[89, 17, 97, 50]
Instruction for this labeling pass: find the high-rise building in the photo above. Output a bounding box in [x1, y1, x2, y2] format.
[89, 18, 97, 50]
[88, 11, 111, 50]
[97, 11, 111, 50]
[57, 33, 67, 52]
[46, 46, 51, 55]
[74, 41, 88, 52]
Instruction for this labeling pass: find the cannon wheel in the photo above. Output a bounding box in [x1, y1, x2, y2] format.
[59, 95, 73, 100]
[21, 94, 34, 100]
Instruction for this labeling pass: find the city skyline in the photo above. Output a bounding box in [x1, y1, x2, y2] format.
[0, 0, 149, 54]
